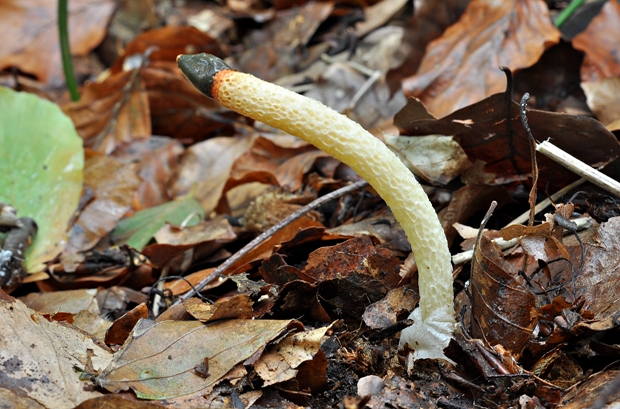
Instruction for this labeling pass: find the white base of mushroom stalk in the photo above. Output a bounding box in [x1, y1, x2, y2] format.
[399, 306, 455, 363]
[177, 53, 456, 361]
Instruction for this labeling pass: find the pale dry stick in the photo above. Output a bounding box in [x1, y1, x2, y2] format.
[152, 265, 169, 316]
[536, 140, 620, 198]
[177, 53, 455, 361]
[452, 216, 592, 265]
[171, 180, 368, 306]
[452, 177, 587, 265]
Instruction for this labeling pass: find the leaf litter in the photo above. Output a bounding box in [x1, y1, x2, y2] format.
[2, 0, 620, 407]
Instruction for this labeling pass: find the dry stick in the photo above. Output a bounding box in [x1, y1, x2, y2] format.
[536, 140, 620, 198]
[452, 216, 592, 265]
[171, 180, 368, 306]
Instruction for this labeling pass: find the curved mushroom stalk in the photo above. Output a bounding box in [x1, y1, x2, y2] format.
[177, 53, 455, 361]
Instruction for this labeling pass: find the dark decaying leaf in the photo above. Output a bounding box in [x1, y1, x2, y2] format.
[401, 0, 560, 118]
[395, 69, 620, 189]
[304, 236, 402, 322]
[470, 234, 537, 358]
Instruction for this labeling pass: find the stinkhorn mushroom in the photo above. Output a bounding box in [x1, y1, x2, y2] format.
[177, 53, 455, 361]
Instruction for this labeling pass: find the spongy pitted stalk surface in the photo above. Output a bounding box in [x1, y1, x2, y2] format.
[178, 53, 455, 360]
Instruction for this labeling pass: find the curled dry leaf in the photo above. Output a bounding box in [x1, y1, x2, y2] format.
[500, 221, 569, 262]
[402, 0, 560, 118]
[183, 295, 254, 322]
[470, 234, 537, 358]
[254, 325, 330, 387]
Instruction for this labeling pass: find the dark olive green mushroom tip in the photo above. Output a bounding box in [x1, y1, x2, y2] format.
[176, 53, 232, 98]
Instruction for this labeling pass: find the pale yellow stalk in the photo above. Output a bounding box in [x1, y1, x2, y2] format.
[177, 53, 455, 360]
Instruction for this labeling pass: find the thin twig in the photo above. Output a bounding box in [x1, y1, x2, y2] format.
[171, 180, 369, 306]
[536, 141, 620, 198]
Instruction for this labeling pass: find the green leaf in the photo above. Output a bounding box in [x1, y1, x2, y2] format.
[0, 87, 84, 272]
[112, 196, 205, 250]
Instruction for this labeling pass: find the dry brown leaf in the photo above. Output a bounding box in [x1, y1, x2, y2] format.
[97, 318, 301, 399]
[501, 221, 570, 262]
[63, 70, 151, 153]
[75, 395, 165, 409]
[170, 135, 257, 214]
[327, 208, 411, 253]
[254, 326, 330, 386]
[23, 288, 100, 314]
[362, 285, 418, 330]
[383, 133, 471, 185]
[402, 0, 560, 117]
[582, 76, 620, 128]
[470, 234, 537, 358]
[183, 295, 254, 322]
[0, 0, 116, 85]
[236, 2, 333, 81]
[219, 135, 320, 208]
[65, 155, 141, 256]
[439, 185, 511, 247]
[304, 61, 393, 129]
[244, 188, 320, 233]
[104, 302, 149, 346]
[113, 137, 185, 210]
[355, 0, 408, 37]
[573, 217, 620, 331]
[560, 370, 620, 408]
[572, 0, 620, 82]
[140, 216, 237, 269]
[0, 296, 113, 408]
